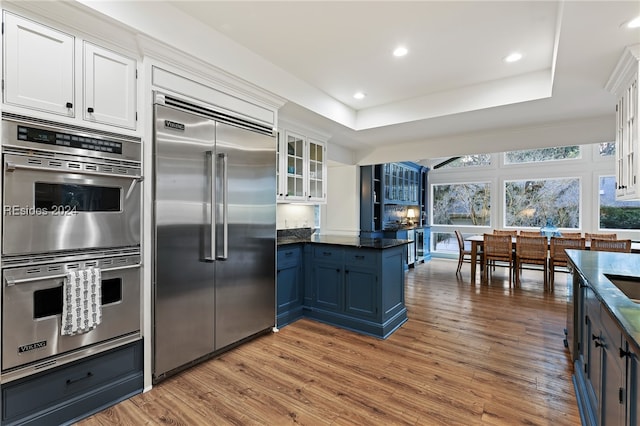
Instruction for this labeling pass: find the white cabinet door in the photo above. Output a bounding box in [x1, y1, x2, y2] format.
[282, 131, 307, 202]
[307, 138, 327, 203]
[83, 42, 136, 129]
[3, 12, 75, 117]
[616, 78, 639, 200]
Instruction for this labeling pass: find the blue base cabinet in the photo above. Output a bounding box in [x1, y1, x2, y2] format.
[276, 245, 304, 327]
[1, 340, 143, 426]
[304, 244, 407, 339]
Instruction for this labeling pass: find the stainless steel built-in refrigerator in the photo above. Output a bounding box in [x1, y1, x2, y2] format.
[153, 93, 276, 381]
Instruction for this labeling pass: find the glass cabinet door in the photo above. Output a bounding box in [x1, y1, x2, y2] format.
[286, 133, 305, 198]
[308, 139, 325, 200]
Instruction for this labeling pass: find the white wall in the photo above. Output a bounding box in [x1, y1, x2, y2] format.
[320, 164, 360, 236]
[276, 204, 316, 230]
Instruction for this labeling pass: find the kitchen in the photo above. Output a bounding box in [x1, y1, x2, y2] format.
[0, 1, 639, 425]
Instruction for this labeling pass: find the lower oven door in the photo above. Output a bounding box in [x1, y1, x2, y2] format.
[2, 153, 141, 255]
[2, 257, 141, 371]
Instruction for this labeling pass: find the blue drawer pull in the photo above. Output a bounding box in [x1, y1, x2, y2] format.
[323, 252, 332, 256]
[355, 255, 365, 260]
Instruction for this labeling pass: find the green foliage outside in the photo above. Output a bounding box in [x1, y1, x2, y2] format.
[505, 146, 580, 164]
[600, 206, 640, 229]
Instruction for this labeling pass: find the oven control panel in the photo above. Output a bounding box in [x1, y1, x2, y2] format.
[18, 125, 123, 154]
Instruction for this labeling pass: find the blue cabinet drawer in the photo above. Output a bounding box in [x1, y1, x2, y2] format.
[2, 340, 143, 425]
[313, 246, 344, 262]
[278, 245, 302, 268]
[345, 249, 377, 267]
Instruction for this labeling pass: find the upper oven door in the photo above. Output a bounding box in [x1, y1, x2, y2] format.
[3, 153, 141, 255]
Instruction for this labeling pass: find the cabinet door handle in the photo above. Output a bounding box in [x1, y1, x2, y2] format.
[65, 102, 73, 109]
[595, 341, 605, 348]
[355, 255, 365, 260]
[619, 347, 632, 358]
[323, 252, 332, 256]
[592, 334, 599, 341]
[87, 107, 94, 113]
[66, 371, 93, 385]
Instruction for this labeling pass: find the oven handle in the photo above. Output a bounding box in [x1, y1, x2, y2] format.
[4, 263, 141, 286]
[5, 161, 143, 181]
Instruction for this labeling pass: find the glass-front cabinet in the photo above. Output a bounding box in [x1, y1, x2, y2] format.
[277, 129, 327, 203]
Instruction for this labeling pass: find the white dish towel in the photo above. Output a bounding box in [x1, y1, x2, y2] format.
[62, 267, 102, 336]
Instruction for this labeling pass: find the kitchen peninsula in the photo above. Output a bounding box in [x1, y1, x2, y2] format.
[277, 233, 410, 339]
[566, 250, 640, 426]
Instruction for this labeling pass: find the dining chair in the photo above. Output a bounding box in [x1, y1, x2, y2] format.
[585, 233, 617, 241]
[549, 236, 585, 291]
[519, 230, 542, 237]
[482, 234, 514, 286]
[559, 232, 582, 238]
[493, 229, 518, 236]
[590, 238, 632, 253]
[514, 236, 548, 290]
[454, 230, 483, 275]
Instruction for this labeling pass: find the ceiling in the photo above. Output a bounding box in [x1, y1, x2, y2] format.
[163, 1, 639, 163]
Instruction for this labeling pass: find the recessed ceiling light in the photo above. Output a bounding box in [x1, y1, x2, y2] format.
[626, 16, 640, 29]
[393, 46, 408, 57]
[504, 52, 523, 63]
[353, 92, 366, 100]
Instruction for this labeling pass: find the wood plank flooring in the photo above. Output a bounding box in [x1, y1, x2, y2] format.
[77, 258, 580, 425]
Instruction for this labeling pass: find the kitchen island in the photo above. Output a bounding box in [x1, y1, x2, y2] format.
[277, 234, 410, 339]
[566, 250, 640, 426]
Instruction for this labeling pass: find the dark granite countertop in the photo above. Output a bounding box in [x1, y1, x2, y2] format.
[566, 250, 640, 351]
[277, 234, 411, 249]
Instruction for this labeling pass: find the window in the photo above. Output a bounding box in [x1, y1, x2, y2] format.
[504, 178, 580, 228]
[599, 142, 615, 157]
[438, 154, 491, 169]
[432, 182, 491, 226]
[599, 176, 640, 230]
[504, 146, 580, 164]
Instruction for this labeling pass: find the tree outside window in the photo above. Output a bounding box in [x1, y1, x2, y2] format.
[504, 178, 580, 228]
[504, 146, 580, 164]
[599, 176, 640, 230]
[432, 182, 491, 226]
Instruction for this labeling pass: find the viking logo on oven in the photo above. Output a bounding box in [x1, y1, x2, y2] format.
[18, 340, 47, 354]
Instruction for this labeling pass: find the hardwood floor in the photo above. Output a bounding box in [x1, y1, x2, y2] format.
[77, 258, 580, 425]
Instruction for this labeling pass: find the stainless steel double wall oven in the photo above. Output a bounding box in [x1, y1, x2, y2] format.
[1, 114, 143, 382]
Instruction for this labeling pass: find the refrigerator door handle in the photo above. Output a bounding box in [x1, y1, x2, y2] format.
[218, 152, 229, 260]
[204, 150, 216, 262]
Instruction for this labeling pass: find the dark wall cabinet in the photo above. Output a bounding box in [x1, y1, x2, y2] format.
[1, 340, 143, 426]
[571, 270, 640, 426]
[276, 243, 408, 339]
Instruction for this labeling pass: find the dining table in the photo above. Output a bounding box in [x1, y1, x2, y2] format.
[465, 235, 640, 282]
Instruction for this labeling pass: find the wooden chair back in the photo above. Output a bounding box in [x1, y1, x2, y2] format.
[515, 236, 548, 262]
[550, 237, 585, 263]
[493, 229, 517, 236]
[559, 232, 582, 238]
[590, 238, 631, 253]
[519, 230, 542, 237]
[484, 234, 513, 259]
[585, 233, 617, 241]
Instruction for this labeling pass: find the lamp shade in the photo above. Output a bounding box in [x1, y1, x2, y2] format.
[407, 209, 416, 218]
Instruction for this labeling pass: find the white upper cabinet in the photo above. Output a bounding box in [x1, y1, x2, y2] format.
[607, 44, 640, 200]
[3, 11, 137, 130]
[277, 129, 327, 203]
[3, 11, 75, 117]
[83, 42, 136, 129]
